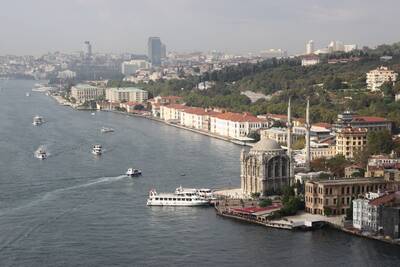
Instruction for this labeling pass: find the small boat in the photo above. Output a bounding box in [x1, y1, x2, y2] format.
[91, 113, 96, 116]
[101, 127, 114, 133]
[35, 147, 47, 160]
[126, 168, 142, 177]
[32, 115, 44, 126]
[146, 189, 210, 206]
[92, 144, 102, 155]
[26, 92, 30, 97]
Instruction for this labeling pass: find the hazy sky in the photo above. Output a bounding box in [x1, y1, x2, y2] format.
[1, 0, 399, 55]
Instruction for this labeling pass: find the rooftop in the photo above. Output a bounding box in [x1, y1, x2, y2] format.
[213, 112, 265, 122]
[107, 87, 147, 93]
[307, 177, 390, 186]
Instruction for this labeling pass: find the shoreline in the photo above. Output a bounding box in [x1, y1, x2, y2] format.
[49, 94, 252, 147]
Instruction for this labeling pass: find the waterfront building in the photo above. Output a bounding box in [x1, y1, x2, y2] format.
[305, 178, 399, 216]
[180, 108, 219, 131]
[301, 55, 320, 66]
[148, 37, 162, 67]
[240, 138, 291, 197]
[352, 192, 383, 231]
[335, 127, 367, 159]
[105, 87, 148, 103]
[366, 66, 398, 91]
[71, 84, 105, 103]
[210, 112, 268, 140]
[121, 60, 151, 76]
[334, 111, 392, 132]
[160, 104, 187, 122]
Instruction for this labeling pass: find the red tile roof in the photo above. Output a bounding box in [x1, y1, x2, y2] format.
[213, 112, 265, 122]
[369, 192, 400, 206]
[353, 116, 388, 123]
[183, 107, 220, 116]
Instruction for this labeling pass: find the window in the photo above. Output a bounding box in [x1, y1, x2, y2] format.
[333, 199, 337, 205]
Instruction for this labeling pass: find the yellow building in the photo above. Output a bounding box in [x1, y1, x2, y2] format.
[305, 178, 399, 216]
[335, 127, 367, 159]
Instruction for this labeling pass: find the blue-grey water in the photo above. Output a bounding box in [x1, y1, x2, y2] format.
[0, 80, 399, 266]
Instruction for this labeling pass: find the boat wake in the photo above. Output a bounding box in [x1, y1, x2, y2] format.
[0, 175, 127, 253]
[0, 175, 126, 217]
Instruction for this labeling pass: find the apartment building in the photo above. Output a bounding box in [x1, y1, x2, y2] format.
[180, 107, 219, 131]
[160, 104, 187, 122]
[366, 66, 398, 91]
[210, 112, 268, 140]
[105, 87, 148, 103]
[335, 127, 367, 159]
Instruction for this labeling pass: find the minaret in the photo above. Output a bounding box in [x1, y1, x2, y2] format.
[305, 98, 311, 171]
[287, 97, 294, 180]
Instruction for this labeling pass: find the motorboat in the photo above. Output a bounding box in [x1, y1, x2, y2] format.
[35, 147, 47, 160]
[92, 144, 102, 155]
[101, 127, 114, 133]
[26, 92, 30, 97]
[32, 115, 44, 126]
[146, 189, 210, 206]
[126, 168, 142, 177]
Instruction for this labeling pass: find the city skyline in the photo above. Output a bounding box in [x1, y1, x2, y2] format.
[1, 0, 400, 55]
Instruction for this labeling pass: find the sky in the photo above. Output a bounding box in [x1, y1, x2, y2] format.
[1, 0, 399, 56]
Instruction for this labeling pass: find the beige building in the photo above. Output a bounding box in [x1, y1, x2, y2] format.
[305, 178, 399, 216]
[241, 138, 291, 197]
[210, 112, 268, 140]
[70, 84, 105, 103]
[366, 66, 398, 91]
[260, 127, 300, 146]
[180, 108, 219, 131]
[336, 127, 367, 159]
[105, 87, 148, 103]
[160, 104, 187, 122]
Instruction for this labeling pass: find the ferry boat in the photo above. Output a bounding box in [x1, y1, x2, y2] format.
[175, 186, 216, 201]
[126, 168, 142, 177]
[146, 189, 209, 206]
[35, 147, 47, 160]
[32, 115, 44, 126]
[101, 127, 114, 133]
[92, 144, 102, 155]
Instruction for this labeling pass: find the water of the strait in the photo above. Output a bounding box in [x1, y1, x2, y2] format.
[0, 80, 399, 266]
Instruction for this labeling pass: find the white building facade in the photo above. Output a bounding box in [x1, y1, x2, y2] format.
[70, 84, 105, 103]
[366, 66, 398, 91]
[105, 87, 148, 103]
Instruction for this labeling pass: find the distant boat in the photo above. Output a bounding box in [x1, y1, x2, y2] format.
[32, 115, 44, 126]
[26, 92, 30, 97]
[35, 146, 47, 160]
[101, 127, 114, 133]
[91, 112, 96, 116]
[126, 168, 142, 177]
[92, 144, 102, 155]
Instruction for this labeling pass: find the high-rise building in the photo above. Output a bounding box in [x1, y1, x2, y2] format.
[84, 41, 92, 60]
[306, 40, 314, 54]
[161, 43, 167, 59]
[147, 37, 162, 67]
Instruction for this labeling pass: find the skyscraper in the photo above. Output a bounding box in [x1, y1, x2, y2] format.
[147, 37, 162, 67]
[306, 40, 314, 54]
[84, 41, 92, 60]
[161, 43, 167, 59]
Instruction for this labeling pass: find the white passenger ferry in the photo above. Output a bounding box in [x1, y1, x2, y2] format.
[146, 189, 209, 206]
[175, 186, 216, 201]
[101, 127, 114, 133]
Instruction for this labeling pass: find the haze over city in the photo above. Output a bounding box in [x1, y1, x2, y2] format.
[1, 0, 400, 55]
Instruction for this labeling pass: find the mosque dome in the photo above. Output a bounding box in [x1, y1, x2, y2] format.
[251, 138, 282, 151]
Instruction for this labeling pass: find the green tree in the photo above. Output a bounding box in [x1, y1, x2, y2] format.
[292, 136, 305, 150]
[367, 129, 394, 154]
[259, 199, 272, 207]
